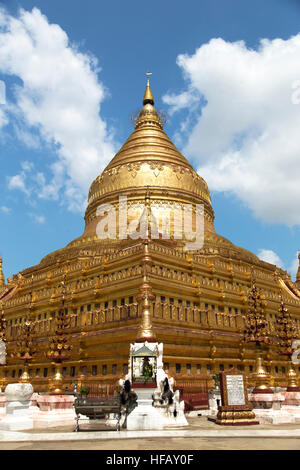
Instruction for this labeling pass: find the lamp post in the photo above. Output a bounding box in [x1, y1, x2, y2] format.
[276, 297, 300, 392]
[244, 274, 273, 394]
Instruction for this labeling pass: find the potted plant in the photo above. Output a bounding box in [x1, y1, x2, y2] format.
[79, 386, 90, 398]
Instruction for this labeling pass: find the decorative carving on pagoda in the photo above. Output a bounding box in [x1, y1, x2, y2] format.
[81, 260, 89, 275]
[11, 283, 36, 383]
[0, 299, 7, 390]
[0, 301, 7, 345]
[46, 271, 53, 285]
[79, 340, 88, 359]
[239, 342, 246, 361]
[47, 309, 72, 361]
[47, 273, 72, 394]
[276, 296, 300, 391]
[70, 279, 79, 301]
[93, 276, 102, 297]
[14, 316, 36, 361]
[244, 274, 273, 393]
[244, 277, 270, 345]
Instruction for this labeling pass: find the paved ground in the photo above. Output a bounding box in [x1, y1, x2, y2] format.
[17, 415, 300, 433]
[1, 437, 300, 450]
[1, 416, 300, 450]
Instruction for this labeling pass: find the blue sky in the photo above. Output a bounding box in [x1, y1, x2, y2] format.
[0, 0, 300, 279]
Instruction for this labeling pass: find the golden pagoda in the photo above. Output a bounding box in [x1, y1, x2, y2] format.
[1, 77, 300, 396]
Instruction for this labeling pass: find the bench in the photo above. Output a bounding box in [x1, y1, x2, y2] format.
[74, 396, 122, 432]
[183, 393, 209, 411]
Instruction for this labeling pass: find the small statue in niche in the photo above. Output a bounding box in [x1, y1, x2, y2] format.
[142, 356, 153, 383]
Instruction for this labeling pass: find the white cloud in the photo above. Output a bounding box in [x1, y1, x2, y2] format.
[7, 160, 33, 196]
[29, 213, 45, 224]
[0, 108, 8, 128]
[164, 36, 300, 225]
[163, 90, 200, 115]
[0, 7, 116, 212]
[257, 249, 284, 268]
[289, 252, 299, 280]
[8, 173, 30, 195]
[14, 126, 40, 149]
[257, 248, 299, 281]
[0, 205, 11, 214]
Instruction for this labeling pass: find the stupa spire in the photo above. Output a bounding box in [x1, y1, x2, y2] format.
[136, 240, 156, 343]
[143, 71, 154, 105]
[134, 72, 163, 131]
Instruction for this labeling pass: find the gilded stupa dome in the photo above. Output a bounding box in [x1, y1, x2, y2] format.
[84, 78, 214, 238]
[40, 77, 262, 267]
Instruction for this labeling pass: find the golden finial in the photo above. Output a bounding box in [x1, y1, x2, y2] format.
[143, 71, 154, 106]
[146, 70, 152, 82]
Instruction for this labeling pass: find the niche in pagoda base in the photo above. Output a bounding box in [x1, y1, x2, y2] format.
[214, 368, 259, 426]
[127, 342, 164, 388]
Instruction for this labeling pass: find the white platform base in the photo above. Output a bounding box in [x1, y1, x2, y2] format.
[0, 400, 33, 431]
[254, 407, 300, 425]
[155, 405, 188, 427]
[127, 388, 188, 430]
[31, 409, 76, 428]
[126, 388, 164, 430]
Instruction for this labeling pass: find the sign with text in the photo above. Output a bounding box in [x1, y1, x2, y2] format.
[226, 374, 245, 406]
[219, 368, 249, 409]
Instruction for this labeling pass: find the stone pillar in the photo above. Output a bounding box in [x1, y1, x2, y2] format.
[0, 383, 34, 431]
